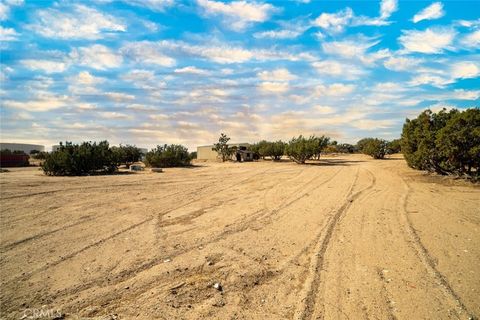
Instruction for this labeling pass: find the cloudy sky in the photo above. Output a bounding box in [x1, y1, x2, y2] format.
[0, 0, 479, 150]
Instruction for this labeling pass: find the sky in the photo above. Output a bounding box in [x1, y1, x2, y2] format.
[0, 0, 479, 151]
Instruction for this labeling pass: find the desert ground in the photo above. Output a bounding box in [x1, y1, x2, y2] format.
[0, 154, 479, 320]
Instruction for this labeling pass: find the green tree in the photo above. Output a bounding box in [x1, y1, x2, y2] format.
[436, 108, 480, 177]
[42, 141, 117, 176]
[111, 144, 142, 168]
[387, 139, 402, 154]
[401, 109, 458, 173]
[285, 135, 324, 164]
[213, 133, 234, 162]
[144, 144, 191, 167]
[358, 138, 388, 159]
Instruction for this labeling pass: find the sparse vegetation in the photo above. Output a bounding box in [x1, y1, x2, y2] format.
[144, 144, 191, 168]
[111, 144, 142, 168]
[41, 141, 117, 176]
[213, 133, 234, 162]
[285, 135, 329, 164]
[357, 138, 388, 159]
[402, 108, 480, 178]
[387, 139, 402, 154]
[250, 140, 285, 160]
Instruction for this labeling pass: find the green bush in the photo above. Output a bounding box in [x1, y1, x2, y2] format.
[285, 135, 329, 164]
[357, 138, 388, 159]
[213, 133, 234, 162]
[336, 143, 357, 153]
[42, 141, 117, 176]
[387, 139, 402, 154]
[144, 144, 191, 167]
[402, 108, 479, 178]
[251, 140, 285, 160]
[111, 144, 142, 168]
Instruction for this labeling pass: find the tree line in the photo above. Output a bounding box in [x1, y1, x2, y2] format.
[15, 107, 477, 178]
[41, 142, 194, 176]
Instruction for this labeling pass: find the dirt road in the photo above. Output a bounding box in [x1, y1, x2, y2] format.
[1, 154, 479, 319]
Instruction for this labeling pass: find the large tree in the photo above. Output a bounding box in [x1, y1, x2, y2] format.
[285, 135, 325, 164]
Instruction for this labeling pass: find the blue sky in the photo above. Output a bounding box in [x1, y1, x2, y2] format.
[0, 0, 479, 150]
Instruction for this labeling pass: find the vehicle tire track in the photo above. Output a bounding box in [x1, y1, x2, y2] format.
[398, 176, 474, 318]
[295, 167, 377, 320]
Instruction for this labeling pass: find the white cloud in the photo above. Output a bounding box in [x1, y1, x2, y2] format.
[460, 30, 480, 49]
[258, 68, 296, 81]
[258, 81, 289, 93]
[313, 0, 397, 33]
[253, 29, 302, 39]
[121, 69, 155, 82]
[0, 26, 18, 41]
[29, 5, 125, 40]
[121, 0, 174, 11]
[0, 0, 23, 21]
[174, 66, 210, 75]
[399, 28, 455, 53]
[312, 8, 353, 34]
[312, 60, 365, 79]
[197, 0, 277, 31]
[383, 55, 422, 71]
[253, 21, 308, 39]
[120, 41, 176, 66]
[412, 2, 444, 23]
[98, 111, 132, 120]
[105, 92, 135, 102]
[3, 92, 68, 111]
[352, 119, 395, 130]
[451, 61, 480, 79]
[322, 36, 380, 59]
[68, 71, 105, 95]
[380, 0, 398, 19]
[314, 83, 355, 96]
[70, 44, 123, 70]
[73, 71, 105, 86]
[312, 105, 336, 114]
[409, 74, 451, 87]
[21, 59, 67, 73]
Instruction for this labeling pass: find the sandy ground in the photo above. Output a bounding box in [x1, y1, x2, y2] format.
[0, 154, 479, 320]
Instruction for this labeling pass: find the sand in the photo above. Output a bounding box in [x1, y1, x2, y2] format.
[0, 154, 479, 319]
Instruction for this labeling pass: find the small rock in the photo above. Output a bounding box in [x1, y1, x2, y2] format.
[163, 258, 171, 263]
[213, 282, 223, 291]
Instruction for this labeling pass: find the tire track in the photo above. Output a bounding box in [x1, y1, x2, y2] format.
[42, 166, 345, 306]
[295, 167, 377, 320]
[398, 176, 474, 318]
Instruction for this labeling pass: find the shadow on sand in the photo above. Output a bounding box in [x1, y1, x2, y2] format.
[303, 159, 365, 166]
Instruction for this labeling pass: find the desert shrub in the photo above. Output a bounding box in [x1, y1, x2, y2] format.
[189, 151, 197, 159]
[32, 151, 49, 160]
[251, 140, 285, 160]
[42, 141, 117, 176]
[111, 144, 142, 168]
[401, 109, 458, 174]
[402, 108, 479, 178]
[268, 140, 286, 160]
[387, 139, 402, 154]
[358, 138, 388, 159]
[213, 133, 234, 162]
[285, 135, 329, 164]
[144, 144, 191, 167]
[336, 143, 357, 153]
